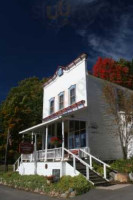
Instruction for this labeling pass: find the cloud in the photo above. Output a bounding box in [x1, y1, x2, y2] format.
[73, 0, 133, 63]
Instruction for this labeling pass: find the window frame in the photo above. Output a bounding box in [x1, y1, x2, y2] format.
[69, 85, 76, 105]
[58, 91, 64, 110]
[49, 97, 55, 115]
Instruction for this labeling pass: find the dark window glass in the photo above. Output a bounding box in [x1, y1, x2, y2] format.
[80, 121, 86, 130]
[70, 88, 76, 105]
[69, 120, 86, 149]
[80, 132, 86, 147]
[75, 121, 80, 131]
[59, 94, 64, 110]
[50, 100, 54, 114]
[69, 121, 75, 132]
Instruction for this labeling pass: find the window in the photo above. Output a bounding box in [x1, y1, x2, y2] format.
[49, 98, 54, 114]
[59, 92, 64, 110]
[69, 120, 86, 149]
[69, 85, 76, 105]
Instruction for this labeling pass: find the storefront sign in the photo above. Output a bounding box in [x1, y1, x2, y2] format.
[19, 142, 34, 154]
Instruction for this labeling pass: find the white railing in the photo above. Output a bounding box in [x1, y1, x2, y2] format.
[63, 148, 94, 184]
[38, 148, 62, 161]
[13, 156, 21, 171]
[20, 147, 62, 162]
[79, 149, 110, 180]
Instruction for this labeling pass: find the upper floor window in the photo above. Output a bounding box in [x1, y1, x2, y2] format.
[69, 85, 76, 105]
[49, 97, 55, 114]
[59, 92, 64, 110]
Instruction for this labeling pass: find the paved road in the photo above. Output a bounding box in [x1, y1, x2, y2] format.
[0, 184, 133, 200]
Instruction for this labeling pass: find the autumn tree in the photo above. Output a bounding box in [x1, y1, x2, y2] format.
[93, 57, 133, 89]
[103, 83, 133, 159]
[0, 77, 47, 163]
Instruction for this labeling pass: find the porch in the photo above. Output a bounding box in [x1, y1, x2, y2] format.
[20, 117, 89, 162]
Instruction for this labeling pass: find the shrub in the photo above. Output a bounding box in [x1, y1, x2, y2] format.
[54, 174, 92, 195]
[111, 158, 133, 173]
[0, 173, 92, 196]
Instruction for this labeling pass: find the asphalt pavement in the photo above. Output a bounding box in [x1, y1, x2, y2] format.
[0, 184, 133, 200]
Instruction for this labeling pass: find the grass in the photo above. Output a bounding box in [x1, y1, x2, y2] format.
[0, 172, 92, 196]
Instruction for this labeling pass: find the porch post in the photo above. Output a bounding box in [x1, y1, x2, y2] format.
[34, 133, 37, 174]
[31, 132, 34, 144]
[45, 126, 48, 162]
[86, 121, 89, 153]
[62, 120, 64, 161]
[42, 132, 45, 150]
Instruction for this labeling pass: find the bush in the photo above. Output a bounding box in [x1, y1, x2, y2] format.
[0, 173, 92, 196]
[54, 174, 92, 195]
[111, 158, 133, 173]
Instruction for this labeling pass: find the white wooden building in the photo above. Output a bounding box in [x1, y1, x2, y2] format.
[14, 53, 132, 185]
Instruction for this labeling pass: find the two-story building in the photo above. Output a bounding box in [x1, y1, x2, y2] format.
[14, 53, 132, 185]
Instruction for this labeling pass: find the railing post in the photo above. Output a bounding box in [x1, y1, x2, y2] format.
[89, 155, 92, 169]
[86, 166, 89, 180]
[73, 156, 76, 174]
[13, 164, 15, 172]
[104, 164, 107, 179]
[62, 120, 64, 161]
[45, 126, 48, 162]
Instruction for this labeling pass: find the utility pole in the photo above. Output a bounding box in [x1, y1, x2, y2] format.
[4, 128, 10, 172]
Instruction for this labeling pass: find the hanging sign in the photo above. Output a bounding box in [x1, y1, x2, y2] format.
[19, 142, 34, 154]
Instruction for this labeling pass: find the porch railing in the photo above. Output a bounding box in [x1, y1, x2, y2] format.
[21, 147, 62, 162]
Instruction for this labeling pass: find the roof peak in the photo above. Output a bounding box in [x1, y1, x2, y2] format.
[43, 53, 88, 87]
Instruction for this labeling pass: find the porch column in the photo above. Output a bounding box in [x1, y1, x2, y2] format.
[62, 120, 65, 161]
[34, 133, 37, 174]
[22, 134, 24, 141]
[45, 126, 48, 162]
[42, 132, 45, 150]
[86, 121, 89, 153]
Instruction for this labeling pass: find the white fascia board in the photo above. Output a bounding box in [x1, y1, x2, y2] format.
[19, 116, 62, 135]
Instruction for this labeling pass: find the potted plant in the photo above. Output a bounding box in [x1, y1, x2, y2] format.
[46, 175, 55, 184]
[50, 137, 62, 148]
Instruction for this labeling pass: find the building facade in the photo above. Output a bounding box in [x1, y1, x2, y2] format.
[15, 53, 132, 184]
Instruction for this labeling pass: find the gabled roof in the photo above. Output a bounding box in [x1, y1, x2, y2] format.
[43, 53, 88, 88]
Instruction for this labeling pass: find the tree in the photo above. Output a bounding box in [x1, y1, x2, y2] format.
[103, 83, 133, 159]
[0, 77, 47, 163]
[93, 57, 133, 89]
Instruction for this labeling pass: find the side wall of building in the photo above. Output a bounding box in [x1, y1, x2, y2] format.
[86, 75, 123, 160]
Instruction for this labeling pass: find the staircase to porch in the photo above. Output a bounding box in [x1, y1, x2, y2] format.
[64, 148, 112, 186]
[68, 160, 110, 186]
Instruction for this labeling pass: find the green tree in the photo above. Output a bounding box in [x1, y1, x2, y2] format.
[0, 77, 47, 163]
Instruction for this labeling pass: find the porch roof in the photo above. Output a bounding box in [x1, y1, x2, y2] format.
[19, 100, 86, 135]
[19, 116, 62, 135]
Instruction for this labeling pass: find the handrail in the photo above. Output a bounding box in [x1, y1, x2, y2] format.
[13, 156, 21, 171]
[64, 148, 94, 184]
[79, 149, 110, 168]
[79, 149, 110, 180]
[64, 148, 91, 169]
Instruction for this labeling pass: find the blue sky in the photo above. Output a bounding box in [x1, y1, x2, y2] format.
[0, 0, 133, 103]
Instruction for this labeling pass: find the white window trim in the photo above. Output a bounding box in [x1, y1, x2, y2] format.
[69, 84, 76, 105]
[49, 97, 55, 115]
[58, 91, 64, 110]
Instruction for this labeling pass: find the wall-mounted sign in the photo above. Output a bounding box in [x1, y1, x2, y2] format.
[19, 142, 34, 154]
